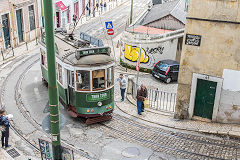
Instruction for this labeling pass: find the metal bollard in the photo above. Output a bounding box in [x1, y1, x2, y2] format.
[1, 48, 4, 60]
[12, 47, 14, 56]
[26, 42, 28, 51]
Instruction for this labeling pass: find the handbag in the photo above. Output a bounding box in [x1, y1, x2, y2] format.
[144, 99, 149, 108]
[0, 125, 6, 132]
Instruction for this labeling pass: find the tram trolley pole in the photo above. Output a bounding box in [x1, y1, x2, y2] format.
[43, 0, 62, 159]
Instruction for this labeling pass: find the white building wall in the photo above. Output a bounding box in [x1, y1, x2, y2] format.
[120, 30, 184, 69]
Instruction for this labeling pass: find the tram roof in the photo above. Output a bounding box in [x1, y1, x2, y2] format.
[54, 33, 114, 66]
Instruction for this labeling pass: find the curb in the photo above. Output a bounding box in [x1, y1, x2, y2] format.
[115, 94, 240, 138]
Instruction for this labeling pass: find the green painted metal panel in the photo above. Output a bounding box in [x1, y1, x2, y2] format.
[41, 66, 49, 82]
[193, 79, 217, 119]
[76, 102, 114, 114]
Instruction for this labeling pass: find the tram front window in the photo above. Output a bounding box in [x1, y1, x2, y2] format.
[93, 69, 105, 90]
[107, 67, 114, 87]
[76, 70, 90, 91]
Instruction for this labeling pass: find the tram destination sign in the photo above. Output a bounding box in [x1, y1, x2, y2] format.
[185, 34, 201, 46]
[75, 47, 111, 60]
[87, 91, 110, 102]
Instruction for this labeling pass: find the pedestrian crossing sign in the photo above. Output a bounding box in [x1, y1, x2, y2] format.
[105, 21, 113, 29]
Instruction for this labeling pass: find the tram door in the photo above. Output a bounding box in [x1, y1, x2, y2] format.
[67, 70, 75, 105]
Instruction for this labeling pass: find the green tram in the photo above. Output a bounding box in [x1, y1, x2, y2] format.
[39, 33, 115, 124]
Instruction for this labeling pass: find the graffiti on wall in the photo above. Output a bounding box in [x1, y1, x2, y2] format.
[146, 46, 164, 55]
[122, 44, 166, 67]
[124, 44, 149, 63]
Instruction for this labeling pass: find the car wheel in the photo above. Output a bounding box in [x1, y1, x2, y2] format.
[166, 77, 171, 84]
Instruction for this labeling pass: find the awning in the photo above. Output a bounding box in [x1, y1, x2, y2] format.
[56, 1, 67, 11]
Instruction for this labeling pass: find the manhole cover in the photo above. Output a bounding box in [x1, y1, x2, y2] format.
[6, 148, 20, 158]
[122, 147, 140, 158]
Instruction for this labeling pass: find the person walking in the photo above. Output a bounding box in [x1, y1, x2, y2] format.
[0, 109, 10, 148]
[136, 84, 148, 115]
[96, 3, 99, 11]
[72, 14, 77, 26]
[117, 74, 127, 102]
[100, 1, 103, 13]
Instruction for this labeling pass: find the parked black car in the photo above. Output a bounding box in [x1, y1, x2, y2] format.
[152, 60, 179, 83]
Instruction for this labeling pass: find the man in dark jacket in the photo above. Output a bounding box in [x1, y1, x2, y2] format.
[136, 84, 148, 115]
[0, 109, 10, 148]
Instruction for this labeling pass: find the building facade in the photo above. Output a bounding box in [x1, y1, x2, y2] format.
[0, 0, 40, 50]
[175, 0, 240, 124]
[37, 0, 96, 29]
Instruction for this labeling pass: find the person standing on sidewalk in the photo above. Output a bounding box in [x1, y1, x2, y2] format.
[117, 74, 127, 102]
[104, 2, 107, 12]
[0, 109, 10, 148]
[136, 84, 148, 115]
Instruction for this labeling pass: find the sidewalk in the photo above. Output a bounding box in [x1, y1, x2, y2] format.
[115, 94, 240, 138]
[75, 0, 126, 29]
[0, 40, 39, 66]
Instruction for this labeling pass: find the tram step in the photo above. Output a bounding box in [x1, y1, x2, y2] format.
[86, 115, 112, 125]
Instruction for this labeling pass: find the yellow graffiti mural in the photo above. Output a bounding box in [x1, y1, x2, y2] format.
[124, 44, 149, 63]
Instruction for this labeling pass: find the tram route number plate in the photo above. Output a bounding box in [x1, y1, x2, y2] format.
[87, 91, 110, 102]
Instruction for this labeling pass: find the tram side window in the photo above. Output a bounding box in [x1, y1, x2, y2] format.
[107, 67, 114, 87]
[56, 63, 63, 84]
[76, 70, 90, 91]
[93, 69, 105, 90]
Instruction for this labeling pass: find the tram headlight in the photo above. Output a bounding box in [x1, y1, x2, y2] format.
[97, 101, 102, 107]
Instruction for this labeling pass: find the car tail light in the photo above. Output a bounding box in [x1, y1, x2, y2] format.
[91, 109, 94, 112]
[165, 66, 170, 75]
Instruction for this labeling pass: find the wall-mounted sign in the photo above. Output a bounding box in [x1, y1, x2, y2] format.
[185, 34, 201, 46]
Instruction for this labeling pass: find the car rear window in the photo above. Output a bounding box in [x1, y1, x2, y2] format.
[156, 62, 169, 72]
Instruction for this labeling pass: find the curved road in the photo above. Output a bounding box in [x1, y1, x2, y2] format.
[1, 50, 240, 159]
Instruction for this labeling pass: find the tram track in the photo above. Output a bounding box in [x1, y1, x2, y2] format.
[1, 52, 240, 160]
[0, 54, 97, 160]
[98, 113, 240, 159]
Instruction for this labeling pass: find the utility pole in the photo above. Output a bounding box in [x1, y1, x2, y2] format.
[130, 0, 133, 24]
[43, 0, 62, 159]
[135, 45, 141, 90]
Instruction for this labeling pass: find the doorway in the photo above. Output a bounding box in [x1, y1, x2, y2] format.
[16, 9, 24, 43]
[1, 14, 11, 49]
[74, 1, 79, 19]
[56, 12, 60, 28]
[193, 79, 217, 119]
[189, 73, 223, 121]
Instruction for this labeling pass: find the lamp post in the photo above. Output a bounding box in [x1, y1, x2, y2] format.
[43, 0, 62, 159]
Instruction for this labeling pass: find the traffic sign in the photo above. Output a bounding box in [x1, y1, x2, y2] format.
[105, 21, 113, 29]
[107, 29, 114, 35]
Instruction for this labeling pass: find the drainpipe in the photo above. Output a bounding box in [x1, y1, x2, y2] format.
[43, 0, 62, 159]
